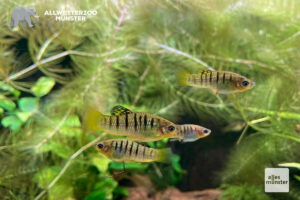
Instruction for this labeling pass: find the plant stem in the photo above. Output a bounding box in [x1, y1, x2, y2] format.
[34, 135, 103, 200]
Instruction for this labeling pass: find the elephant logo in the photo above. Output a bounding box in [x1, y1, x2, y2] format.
[10, 7, 39, 29]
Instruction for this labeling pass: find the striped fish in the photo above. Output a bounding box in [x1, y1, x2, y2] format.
[95, 139, 171, 163]
[177, 70, 255, 94]
[170, 124, 211, 142]
[84, 105, 177, 142]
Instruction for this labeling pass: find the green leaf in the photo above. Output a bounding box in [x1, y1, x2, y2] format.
[33, 167, 59, 188]
[1, 115, 22, 131]
[113, 186, 129, 198]
[0, 107, 3, 115]
[39, 141, 74, 159]
[0, 82, 20, 97]
[31, 77, 55, 97]
[18, 97, 38, 112]
[278, 162, 300, 170]
[109, 162, 146, 171]
[171, 155, 182, 173]
[0, 96, 16, 111]
[16, 111, 32, 122]
[84, 191, 106, 200]
[92, 155, 110, 173]
[93, 178, 118, 196]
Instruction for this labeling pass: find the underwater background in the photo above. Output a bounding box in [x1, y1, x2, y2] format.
[0, 0, 300, 199]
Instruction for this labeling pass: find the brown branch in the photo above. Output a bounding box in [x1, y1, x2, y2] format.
[202, 54, 276, 71]
[6, 48, 124, 81]
[131, 66, 151, 108]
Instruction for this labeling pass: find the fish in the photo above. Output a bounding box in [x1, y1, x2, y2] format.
[177, 70, 255, 94]
[170, 124, 211, 142]
[223, 121, 247, 133]
[95, 139, 171, 163]
[84, 105, 177, 142]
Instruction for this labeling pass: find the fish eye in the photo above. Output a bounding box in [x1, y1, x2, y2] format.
[168, 125, 175, 132]
[242, 80, 249, 87]
[97, 144, 103, 149]
[203, 129, 209, 134]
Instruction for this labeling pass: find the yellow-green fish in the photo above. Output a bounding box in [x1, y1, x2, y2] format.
[170, 124, 211, 142]
[84, 105, 177, 142]
[177, 70, 255, 94]
[95, 139, 171, 163]
[223, 121, 247, 133]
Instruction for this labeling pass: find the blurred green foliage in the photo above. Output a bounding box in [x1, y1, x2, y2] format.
[0, 0, 300, 200]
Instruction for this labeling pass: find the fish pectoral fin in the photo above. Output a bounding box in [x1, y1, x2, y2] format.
[110, 105, 132, 116]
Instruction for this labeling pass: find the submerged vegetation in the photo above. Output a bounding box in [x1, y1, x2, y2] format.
[0, 0, 300, 199]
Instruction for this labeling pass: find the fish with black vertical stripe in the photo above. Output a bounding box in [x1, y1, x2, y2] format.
[170, 124, 211, 142]
[84, 105, 177, 142]
[177, 70, 255, 94]
[95, 139, 171, 163]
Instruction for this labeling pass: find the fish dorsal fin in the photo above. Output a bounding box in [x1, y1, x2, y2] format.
[110, 105, 132, 116]
[199, 70, 212, 75]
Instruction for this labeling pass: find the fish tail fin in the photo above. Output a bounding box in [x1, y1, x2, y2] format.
[84, 107, 104, 131]
[156, 148, 172, 163]
[177, 69, 189, 86]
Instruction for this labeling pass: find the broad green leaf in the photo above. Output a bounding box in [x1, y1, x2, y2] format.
[63, 114, 81, 127]
[113, 186, 129, 198]
[16, 111, 32, 122]
[1, 115, 22, 131]
[84, 191, 106, 200]
[278, 162, 300, 170]
[39, 141, 74, 159]
[93, 178, 118, 197]
[109, 162, 146, 171]
[0, 96, 16, 111]
[171, 155, 182, 173]
[92, 155, 110, 173]
[33, 167, 73, 200]
[0, 82, 20, 97]
[0, 107, 3, 115]
[33, 167, 59, 188]
[18, 97, 38, 112]
[60, 126, 81, 137]
[31, 77, 55, 97]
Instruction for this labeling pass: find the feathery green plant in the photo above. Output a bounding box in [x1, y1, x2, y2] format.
[1, 0, 300, 199]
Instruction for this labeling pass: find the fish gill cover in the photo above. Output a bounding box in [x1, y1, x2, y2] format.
[0, 0, 300, 200]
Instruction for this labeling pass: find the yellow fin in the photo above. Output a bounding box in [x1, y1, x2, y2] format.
[110, 105, 132, 116]
[177, 69, 190, 86]
[199, 70, 212, 75]
[156, 148, 172, 163]
[84, 107, 103, 131]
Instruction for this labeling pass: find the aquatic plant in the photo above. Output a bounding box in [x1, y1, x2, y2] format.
[0, 0, 300, 199]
